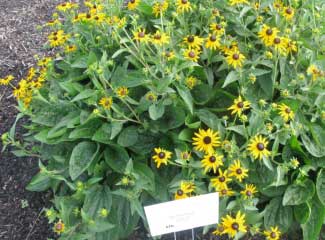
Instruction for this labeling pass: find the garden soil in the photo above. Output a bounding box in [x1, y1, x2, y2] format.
[0, 1, 323, 240]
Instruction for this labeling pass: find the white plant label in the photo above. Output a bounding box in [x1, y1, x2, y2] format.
[144, 192, 219, 237]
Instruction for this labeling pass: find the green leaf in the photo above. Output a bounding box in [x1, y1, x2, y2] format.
[302, 196, 325, 240]
[222, 71, 239, 88]
[83, 185, 113, 217]
[264, 197, 293, 232]
[226, 125, 246, 137]
[192, 84, 214, 105]
[176, 85, 194, 114]
[69, 118, 102, 139]
[104, 144, 129, 173]
[294, 203, 311, 224]
[301, 133, 325, 158]
[197, 109, 220, 130]
[178, 128, 195, 142]
[92, 123, 112, 144]
[88, 221, 115, 233]
[26, 172, 52, 192]
[69, 142, 99, 180]
[316, 169, 325, 205]
[117, 126, 138, 147]
[110, 122, 123, 140]
[283, 179, 315, 206]
[72, 89, 97, 102]
[149, 102, 165, 120]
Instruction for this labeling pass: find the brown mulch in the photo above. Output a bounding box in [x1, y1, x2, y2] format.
[0, 0, 60, 239]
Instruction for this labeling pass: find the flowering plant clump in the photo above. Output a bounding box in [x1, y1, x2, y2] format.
[2, 0, 325, 239]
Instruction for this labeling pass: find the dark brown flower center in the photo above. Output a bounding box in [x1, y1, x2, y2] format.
[138, 32, 145, 38]
[216, 24, 222, 30]
[219, 176, 225, 182]
[266, 28, 273, 35]
[130, 0, 135, 3]
[257, 143, 265, 151]
[154, 34, 162, 40]
[181, 0, 188, 4]
[286, 8, 292, 14]
[236, 168, 242, 174]
[246, 190, 252, 196]
[86, 13, 91, 19]
[233, 53, 239, 60]
[221, 189, 227, 195]
[165, 52, 171, 57]
[274, 37, 281, 44]
[203, 136, 212, 144]
[285, 108, 291, 113]
[177, 189, 184, 196]
[189, 51, 196, 58]
[271, 232, 277, 238]
[210, 35, 217, 41]
[158, 152, 165, 159]
[56, 223, 63, 230]
[187, 35, 195, 43]
[232, 222, 239, 230]
[209, 156, 216, 163]
[237, 101, 244, 108]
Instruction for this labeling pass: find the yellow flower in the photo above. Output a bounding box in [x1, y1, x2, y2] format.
[265, 51, 273, 59]
[247, 135, 271, 160]
[0, 75, 14, 85]
[218, 185, 235, 197]
[240, 184, 257, 199]
[273, 0, 284, 11]
[201, 152, 223, 174]
[221, 211, 247, 237]
[128, 0, 141, 10]
[229, 0, 249, 6]
[258, 25, 279, 47]
[99, 208, 109, 218]
[290, 157, 300, 169]
[152, 147, 172, 168]
[264, 226, 281, 240]
[99, 96, 113, 110]
[146, 91, 157, 101]
[152, 1, 169, 17]
[180, 151, 191, 160]
[183, 48, 201, 62]
[228, 160, 248, 182]
[256, 16, 264, 22]
[174, 181, 195, 200]
[277, 103, 294, 122]
[210, 23, 225, 36]
[56, 2, 78, 12]
[282, 7, 294, 21]
[133, 28, 149, 43]
[185, 76, 198, 89]
[176, 0, 192, 13]
[226, 50, 245, 68]
[37, 57, 52, 67]
[192, 128, 221, 154]
[116, 86, 129, 98]
[211, 169, 232, 190]
[183, 35, 203, 50]
[48, 30, 68, 47]
[285, 38, 298, 54]
[205, 34, 221, 50]
[163, 50, 175, 61]
[272, 37, 287, 56]
[227, 96, 250, 116]
[53, 219, 65, 234]
[65, 45, 77, 53]
[151, 30, 170, 46]
[307, 64, 321, 81]
[213, 224, 226, 236]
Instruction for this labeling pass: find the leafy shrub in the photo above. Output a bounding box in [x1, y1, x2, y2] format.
[1, 0, 325, 239]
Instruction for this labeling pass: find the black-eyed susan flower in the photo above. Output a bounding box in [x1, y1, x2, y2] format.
[277, 103, 294, 122]
[258, 25, 279, 47]
[282, 7, 294, 21]
[174, 181, 195, 200]
[116, 86, 129, 98]
[247, 135, 271, 160]
[211, 169, 232, 190]
[183, 35, 203, 49]
[213, 224, 226, 236]
[229, 0, 249, 6]
[272, 37, 287, 56]
[201, 152, 223, 174]
[56, 2, 78, 12]
[307, 64, 321, 81]
[152, 1, 169, 17]
[53, 219, 65, 234]
[185, 76, 198, 89]
[163, 50, 175, 61]
[176, 0, 192, 13]
[133, 28, 149, 43]
[99, 96, 113, 110]
[127, 0, 140, 10]
[152, 30, 170, 46]
[48, 30, 68, 47]
[226, 50, 245, 68]
[192, 128, 221, 154]
[183, 48, 201, 62]
[152, 147, 172, 168]
[65, 45, 77, 53]
[205, 34, 221, 50]
[221, 211, 247, 237]
[240, 184, 257, 199]
[227, 96, 250, 116]
[228, 160, 248, 182]
[180, 151, 191, 160]
[273, 0, 283, 11]
[264, 226, 281, 240]
[0, 75, 14, 86]
[210, 23, 225, 36]
[145, 91, 157, 102]
[218, 185, 235, 197]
